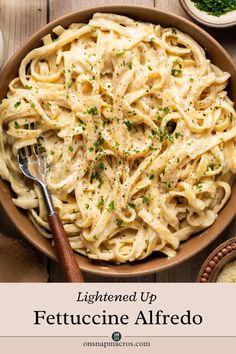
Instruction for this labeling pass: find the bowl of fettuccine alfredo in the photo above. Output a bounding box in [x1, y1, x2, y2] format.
[0, 5, 236, 277]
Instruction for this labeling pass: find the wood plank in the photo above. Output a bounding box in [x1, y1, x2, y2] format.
[155, 0, 187, 17]
[49, 0, 154, 21]
[0, 0, 47, 63]
[0, 0, 49, 277]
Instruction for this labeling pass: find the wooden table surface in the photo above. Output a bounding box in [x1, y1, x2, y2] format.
[0, 0, 235, 282]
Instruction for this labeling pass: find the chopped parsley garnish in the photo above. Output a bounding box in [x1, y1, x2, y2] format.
[189, 77, 194, 82]
[107, 200, 115, 212]
[85, 203, 89, 209]
[171, 27, 177, 34]
[68, 145, 73, 152]
[149, 174, 155, 180]
[14, 121, 20, 129]
[128, 202, 136, 209]
[196, 183, 203, 191]
[152, 127, 180, 144]
[142, 194, 151, 206]
[171, 66, 183, 77]
[94, 135, 104, 152]
[97, 162, 105, 170]
[67, 80, 73, 88]
[30, 102, 35, 108]
[156, 106, 170, 120]
[14, 101, 21, 109]
[116, 218, 123, 227]
[128, 110, 137, 116]
[128, 62, 132, 70]
[93, 235, 98, 240]
[97, 196, 104, 209]
[87, 106, 98, 115]
[24, 85, 32, 90]
[116, 50, 125, 57]
[192, 0, 236, 17]
[90, 171, 103, 188]
[88, 146, 94, 152]
[124, 120, 133, 131]
[148, 65, 152, 71]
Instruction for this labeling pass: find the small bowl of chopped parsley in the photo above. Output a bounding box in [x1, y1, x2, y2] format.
[180, 0, 236, 27]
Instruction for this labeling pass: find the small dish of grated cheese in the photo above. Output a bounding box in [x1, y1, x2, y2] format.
[216, 260, 236, 283]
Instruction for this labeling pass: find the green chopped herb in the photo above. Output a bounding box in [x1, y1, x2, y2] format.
[24, 85, 32, 90]
[67, 80, 73, 88]
[30, 102, 35, 108]
[148, 65, 152, 71]
[93, 235, 98, 240]
[190, 77, 194, 82]
[191, 0, 236, 17]
[94, 135, 104, 151]
[124, 120, 133, 131]
[128, 202, 136, 209]
[87, 106, 98, 115]
[85, 203, 89, 209]
[14, 101, 21, 109]
[128, 110, 137, 116]
[196, 183, 203, 191]
[88, 146, 94, 152]
[149, 174, 155, 180]
[171, 27, 177, 34]
[97, 162, 105, 170]
[97, 196, 104, 209]
[107, 200, 115, 212]
[150, 37, 156, 43]
[116, 50, 125, 57]
[155, 106, 170, 120]
[142, 193, 151, 206]
[128, 62, 132, 70]
[14, 121, 20, 129]
[171, 63, 183, 77]
[68, 145, 73, 152]
[90, 171, 103, 188]
[116, 218, 123, 227]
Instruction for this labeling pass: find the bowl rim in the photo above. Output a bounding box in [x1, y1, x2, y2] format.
[196, 236, 236, 282]
[1, 4, 236, 277]
[179, 0, 236, 28]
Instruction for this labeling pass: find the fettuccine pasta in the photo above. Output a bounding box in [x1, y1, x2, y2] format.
[0, 13, 236, 262]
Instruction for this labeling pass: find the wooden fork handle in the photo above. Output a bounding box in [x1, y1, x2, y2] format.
[48, 213, 84, 282]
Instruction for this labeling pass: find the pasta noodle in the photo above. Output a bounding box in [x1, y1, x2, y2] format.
[0, 13, 236, 263]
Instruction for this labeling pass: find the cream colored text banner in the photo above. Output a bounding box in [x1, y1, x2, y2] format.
[0, 284, 235, 337]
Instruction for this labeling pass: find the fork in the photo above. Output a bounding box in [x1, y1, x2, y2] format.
[17, 141, 84, 283]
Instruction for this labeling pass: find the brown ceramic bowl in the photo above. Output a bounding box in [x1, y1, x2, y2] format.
[0, 5, 236, 277]
[197, 237, 236, 282]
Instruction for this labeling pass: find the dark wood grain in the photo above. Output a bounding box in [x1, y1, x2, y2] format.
[48, 213, 84, 282]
